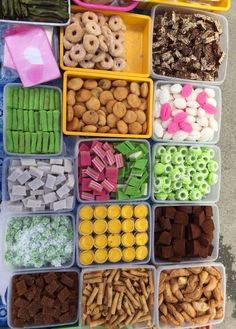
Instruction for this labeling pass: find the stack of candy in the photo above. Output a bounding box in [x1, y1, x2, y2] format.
[153, 145, 219, 201]
[78, 204, 149, 266]
[78, 140, 149, 201]
[5, 85, 61, 154]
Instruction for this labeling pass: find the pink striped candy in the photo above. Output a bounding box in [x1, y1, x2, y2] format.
[179, 121, 193, 133]
[102, 179, 115, 192]
[85, 167, 100, 181]
[173, 112, 187, 123]
[92, 144, 106, 159]
[202, 103, 217, 114]
[88, 180, 103, 192]
[160, 103, 172, 121]
[106, 150, 116, 166]
[96, 194, 110, 201]
[167, 121, 179, 134]
[81, 192, 94, 200]
[92, 156, 106, 172]
[181, 84, 193, 98]
[115, 153, 124, 168]
[197, 91, 207, 106]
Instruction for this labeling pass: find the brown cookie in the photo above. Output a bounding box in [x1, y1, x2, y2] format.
[107, 113, 119, 128]
[113, 87, 129, 101]
[67, 117, 80, 131]
[67, 78, 84, 91]
[141, 82, 149, 98]
[73, 104, 87, 118]
[112, 80, 127, 87]
[106, 100, 117, 113]
[98, 79, 112, 90]
[86, 96, 101, 111]
[112, 102, 127, 118]
[82, 125, 98, 132]
[135, 110, 146, 124]
[123, 110, 137, 124]
[83, 79, 98, 90]
[76, 89, 92, 103]
[82, 111, 99, 125]
[100, 91, 114, 105]
[127, 94, 141, 108]
[67, 106, 74, 122]
[130, 82, 140, 96]
[67, 90, 76, 106]
[128, 122, 142, 134]
[117, 120, 128, 134]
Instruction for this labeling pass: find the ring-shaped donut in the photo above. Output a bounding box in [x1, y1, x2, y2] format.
[82, 11, 98, 25]
[70, 44, 86, 62]
[83, 34, 99, 54]
[65, 23, 84, 43]
[64, 51, 78, 67]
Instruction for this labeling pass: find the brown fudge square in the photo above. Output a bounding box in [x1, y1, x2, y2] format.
[174, 211, 189, 225]
[194, 210, 206, 226]
[61, 274, 74, 288]
[43, 314, 54, 325]
[155, 207, 163, 218]
[53, 305, 62, 319]
[35, 277, 44, 288]
[15, 279, 27, 296]
[199, 245, 210, 258]
[58, 287, 71, 303]
[187, 240, 200, 257]
[28, 301, 42, 317]
[34, 312, 43, 324]
[17, 308, 30, 320]
[173, 239, 186, 257]
[41, 295, 54, 308]
[159, 216, 172, 231]
[42, 306, 54, 315]
[24, 285, 37, 301]
[189, 224, 201, 239]
[59, 312, 71, 324]
[69, 305, 77, 318]
[201, 219, 215, 234]
[192, 206, 203, 214]
[178, 206, 192, 213]
[204, 206, 213, 217]
[14, 298, 29, 308]
[44, 272, 57, 284]
[21, 275, 35, 287]
[61, 301, 70, 313]
[12, 319, 26, 328]
[209, 244, 214, 256]
[171, 224, 185, 239]
[161, 246, 173, 259]
[199, 234, 210, 247]
[158, 231, 172, 245]
[46, 280, 59, 295]
[164, 206, 176, 218]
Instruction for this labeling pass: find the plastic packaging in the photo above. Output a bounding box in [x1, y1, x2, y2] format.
[150, 5, 229, 85]
[152, 204, 219, 265]
[153, 81, 222, 144]
[72, 0, 138, 11]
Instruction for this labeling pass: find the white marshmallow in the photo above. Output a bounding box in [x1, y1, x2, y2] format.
[66, 196, 74, 209]
[197, 108, 206, 118]
[51, 165, 64, 175]
[29, 166, 44, 179]
[155, 89, 161, 100]
[173, 93, 182, 99]
[161, 118, 172, 129]
[28, 178, 44, 191]
[154, 102, 161, 118]
[199, 127, 214, 142]
[43, 192, 57, 204]
[187, 100, 199, 108]
[197, 117, 209, 127]
[56, 184, 70, 199]
[186, 115, 196, 124]
[53, 199, 67, 211]
[174, 98, 186, 109]
[195, 88, 203, 94]
[172, 131, 189, 141]
[159, 89, 170, 104]
[8, 168, 24, 182]
[207, 98, 217, 107]
[153, 120, 164, 138]
[186, 131, 201, 141]
[186, 91, 197, 101]
[12, 185, 27, 196]
[192, 123, 202, 131]
[205, 88, 215, 98]
[170, 84, 182, 94]
[64, 159, 73, 173]
[160, 84, 171, 91]
[45, 174, 57, 189]
[172, 109, 184, 116]
[20, 159, 36, 167]
[186, 107, 197, 116]
[209, 117, 219, 132]
[163, 132, 173, 140]
[16, 171, 31, 185]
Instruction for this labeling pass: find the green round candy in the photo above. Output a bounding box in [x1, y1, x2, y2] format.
[175, 189, 189, 201]
[175, 165, 186, 175]
[155, 192, 168, 200]
[154, 163, 166, 176]
[163, 176, 171, 188]
[167, 193, 175, 200]
[207, 173, 218, 185]
[181, 175, 191, 185]
[155, 146, 166, 157]
[202, 147, 215, 159]
[178, 146, 188, 156]
[165, 163, 173, 174]
[194, 160, 207, 172]
[201, 167, 209, 178]
[200, 153, 211, 163]
[161, 152, 171, 164]
[169, 169, 181, 181]
[171, 152, 184, 164]
[207, 160, 218, 173]
[186, 166, 196, 177]
[199, 181, 211, 194]
[166, 146, 177, 154]
[172, 181, 182, 190]
[189, 146, 202, 156]
[163, 187, 172, 194]
[155, 177, 164, 188]
[189, 188, 202, 201]
[192, 173, 205, 186]
[185, 181, 195, 191]
[185, 154, 197, 165]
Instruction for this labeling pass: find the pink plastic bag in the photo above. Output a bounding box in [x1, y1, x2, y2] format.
[5, 25, 60, 87]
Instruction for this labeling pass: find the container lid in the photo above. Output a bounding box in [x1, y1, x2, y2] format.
[79, 235, 94, 250]
[122, 233, 135, 247]
[107, 205, 121, 219]
[80, 250, 94, 265]
[108, 248, 122, 263]
[136, 246, 148, 261]
[121, 205, 134, 219]
[135, 218, 149, 232]
[136, 232, 149, 246]
[94, 219, 108, 234]
[79, 206, 94, 220]
[134, 204, 148, 218]
[94, 205, 107, 220]
[108, 219, 121, 234]
[78, 221, 94, 235]
[108, 234, 121, 248]
[94, 234, 107, 249]
[122, 247, 136, 262]
[94, 249, 108, 264]
[122, 219, 135, 233]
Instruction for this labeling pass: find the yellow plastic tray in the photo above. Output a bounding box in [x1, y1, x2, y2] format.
[63, 71, 153, 139]
[137, 0, 230, 12]
[60, 6, 151, 78]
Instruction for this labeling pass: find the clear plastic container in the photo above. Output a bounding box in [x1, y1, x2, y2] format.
[0, 212, 76, 272]
[72, 0, 138, 11]
[76, 202, 152, 268]
[75, 138, 151, 203]
[3, 83, 63, 157]
[1, 156, 76, 214]
[152, 204, 219, 265]
[151, 143, 221, 204]
[7, 268, 80, 329]
[152, 81, 222, 144]
[79, 264, 157, 329]
[156, 262, 226, 329]
[150, 5, 229, 85]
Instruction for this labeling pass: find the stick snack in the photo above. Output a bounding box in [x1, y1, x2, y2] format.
[82, 268, 154, 328]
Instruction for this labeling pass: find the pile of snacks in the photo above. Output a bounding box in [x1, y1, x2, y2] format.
[6, 158, 74, 212]
[82, 268, 154, 328]
[10, 271, 78, 327]
[154, 83, 219, 142]
[152, 11, 225, 81]
[154, 206, 215, 262]
[153, 145, 219, 201]
[66, 77, 149, 135]
[63, 12, 126, 71]
[5, 215, 74, 268]
[5, 86, 61, 154]
[0, 0, 69, 23]
[158, 266, 224, 326]
[78, 204, 149, 265]
[78, 140, 149, 201]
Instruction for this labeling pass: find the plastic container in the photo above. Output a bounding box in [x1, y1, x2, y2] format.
[79, 264, 157, 328]
[3, 83, 63, 157]
[150, 5, 229, 85]
[7, 268, 80, 329]
[0, 0, 71, 26]
[0, 212, 76, 272]
[76, 202, 152, 267]
[63, 71, 153, 138]
[1, 156, 76, 214]
[152, 81, 222, 144]
[60, 6, 151, 78]
[156, 262, 226, 329]
[137, 0, 230, 12]
[75, 138, 151, 203]
[151, 143, 221, 204]
[72, 0, 138, 11]
[152, 204, 219, 265]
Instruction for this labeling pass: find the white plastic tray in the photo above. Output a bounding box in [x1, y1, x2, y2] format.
[150, 5, 229, 85]
[152, 81, 222, 144]
[151, 204, 219, 265]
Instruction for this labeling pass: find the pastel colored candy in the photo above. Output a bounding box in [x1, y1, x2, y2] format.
[196, 91, 208, 105]
[167, 121, 179, 134]
[179, 121, 193, 133]
[160, 103, 172, 121]
[202, 103, 217, 114]
[181, 84, 192, 98]
[173, 112, 187, 123]
[174, 98, 186, 109]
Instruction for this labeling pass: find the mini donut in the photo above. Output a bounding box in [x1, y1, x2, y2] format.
[64, 51, 78, 67]
[85, 22, 101, 36]
[82, 11, 98, 25]
[84, 53, 94, 61]
[98, 35, 108, 52]
[92, 50, 106, 63]
[108, 15, 123, 32]
[70, 44, 86, 62]
[71, 13, 83, 26]
[101, 25, 115, 46]
[100, 54, 114, 70]
[65, 23, 84, 43]
[112, 57, 126, 71]
[109, 41, 124, 58]
[83, 34, 99, 54]
[63, 36, 73, 50]
[79, 59, 95, 69]
[97, 13, 106, 26]
[113, 31, 125, 43]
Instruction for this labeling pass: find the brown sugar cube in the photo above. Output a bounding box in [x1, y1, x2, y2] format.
[171, 224, 185, 239]
[28, 301, 42, 317]
[199, 246, 210, 258]
[61, 274, 74, 288]
[53, 306, 62, 319]
[44, 272, 57, 284]
[59, 312, 71, 324]
[192, 206, 203, 214]
[161, 246, 173, 259]
[158, 231, 172, 245]
[155, 207, 163, 218]
[17, 308, 30, 321]
[164, 206, 176, 218]
[194, 210, 206, 226]
[204, 206, 213, 217]
[178, 206, 192, 213]
[189, 224, 201, 239]
[174, 211, 189, 226]
[61, 301, 70, 313]
[209, 244, 214, 256]
[173, 239, 186, 257]
[21, 275, 35, 287]
[187, 240, 200, 257]
[24, 285, 37, 301]
[41, 295, 54, 308]
[46, 280, 59, 295]
[199, 235, 210, 248]
[16, 280, 27, 296]
[34, 312, 44, 324]
[58, 287, 71, 303]
[158, 216, 172, 231]
[14, 298, 29, 308]
[202, 219, 215, 234]
[36, 277, 44, 288]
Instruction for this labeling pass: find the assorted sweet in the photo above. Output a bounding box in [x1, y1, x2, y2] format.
[6, 158, 75, 212]
[0, 0, 69, 23]
[63, 12, 126, 71]
[154, 84, 219, 142]
[78, 204, 149, 266]
[152, 11, 225, 81]
[153, 145, 219, 201]
[4, 215, 74, 268]
[5, 86, 61, 154]
[82, 268, 154, 328]
[78, 140, 149, 201]
[66, 77, 149, 135]
[158, 266, 224, 327]
[10, 271, 78, 327]
[154, 206, 215, 262]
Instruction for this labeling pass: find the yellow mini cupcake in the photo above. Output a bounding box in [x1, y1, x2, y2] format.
[122, 247, 136, 262]
[121, 205, 133, 219]
[108, 219, 121, 234]
[94, 205, 107, 220]
[94, 234, 107, 249]
[136, 232, 149, 246]
[134, 204, 148, 218]
[121, 233, 135, 247]
[94, 219, 108, 234]
[79, 206, 94, 221]
[136, 246, 148, 261]
[122, 219, 134, 233]
[78, 221, 93, 235]
[79, 235, 94, 250]
[107, 205, 121, 219]
[135, 218, 149, 233]
[108, 234, 121, 248]
[80, 250, 94, 265]
[94, 249, 108, 264]
[108, 248, 122, 263]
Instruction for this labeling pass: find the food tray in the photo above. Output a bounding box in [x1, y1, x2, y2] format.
[72, 0, 138, 12]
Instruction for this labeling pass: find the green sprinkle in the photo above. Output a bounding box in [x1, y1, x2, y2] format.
[17, 109, 24, 131]
[34, 112, 40, 132]
[39, 88, 45, 110]
[48, 132, 55, 153]
[6, 86, 13, 108]
[44, 88, 50, 110]
[23, 88, 29, 110]
[53, 111, 60, 131]
[29, 88, 35, 110]
[49, 89, 55, 110]
[13, 88, 18, 108]
[19, 133, 25, 153]
[54, 132, 61, 153]
[117, 191, 129, 200]
[18, 88, 24, 109]
[40, 111, 48, 132]
[12, 109, 18, 131]
[55, 90, 60, 111]
[33, 88, 40, 110]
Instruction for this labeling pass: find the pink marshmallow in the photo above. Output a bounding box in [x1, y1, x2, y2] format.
[160, 103, 172, 121]
[167, 121, 179, 134]
[179, 121, 193, 133]
[181, 84, 193, 98]
[197, 91, 208, 106]
[173, 112, 187, 123]
[202, 103, 217, 115]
